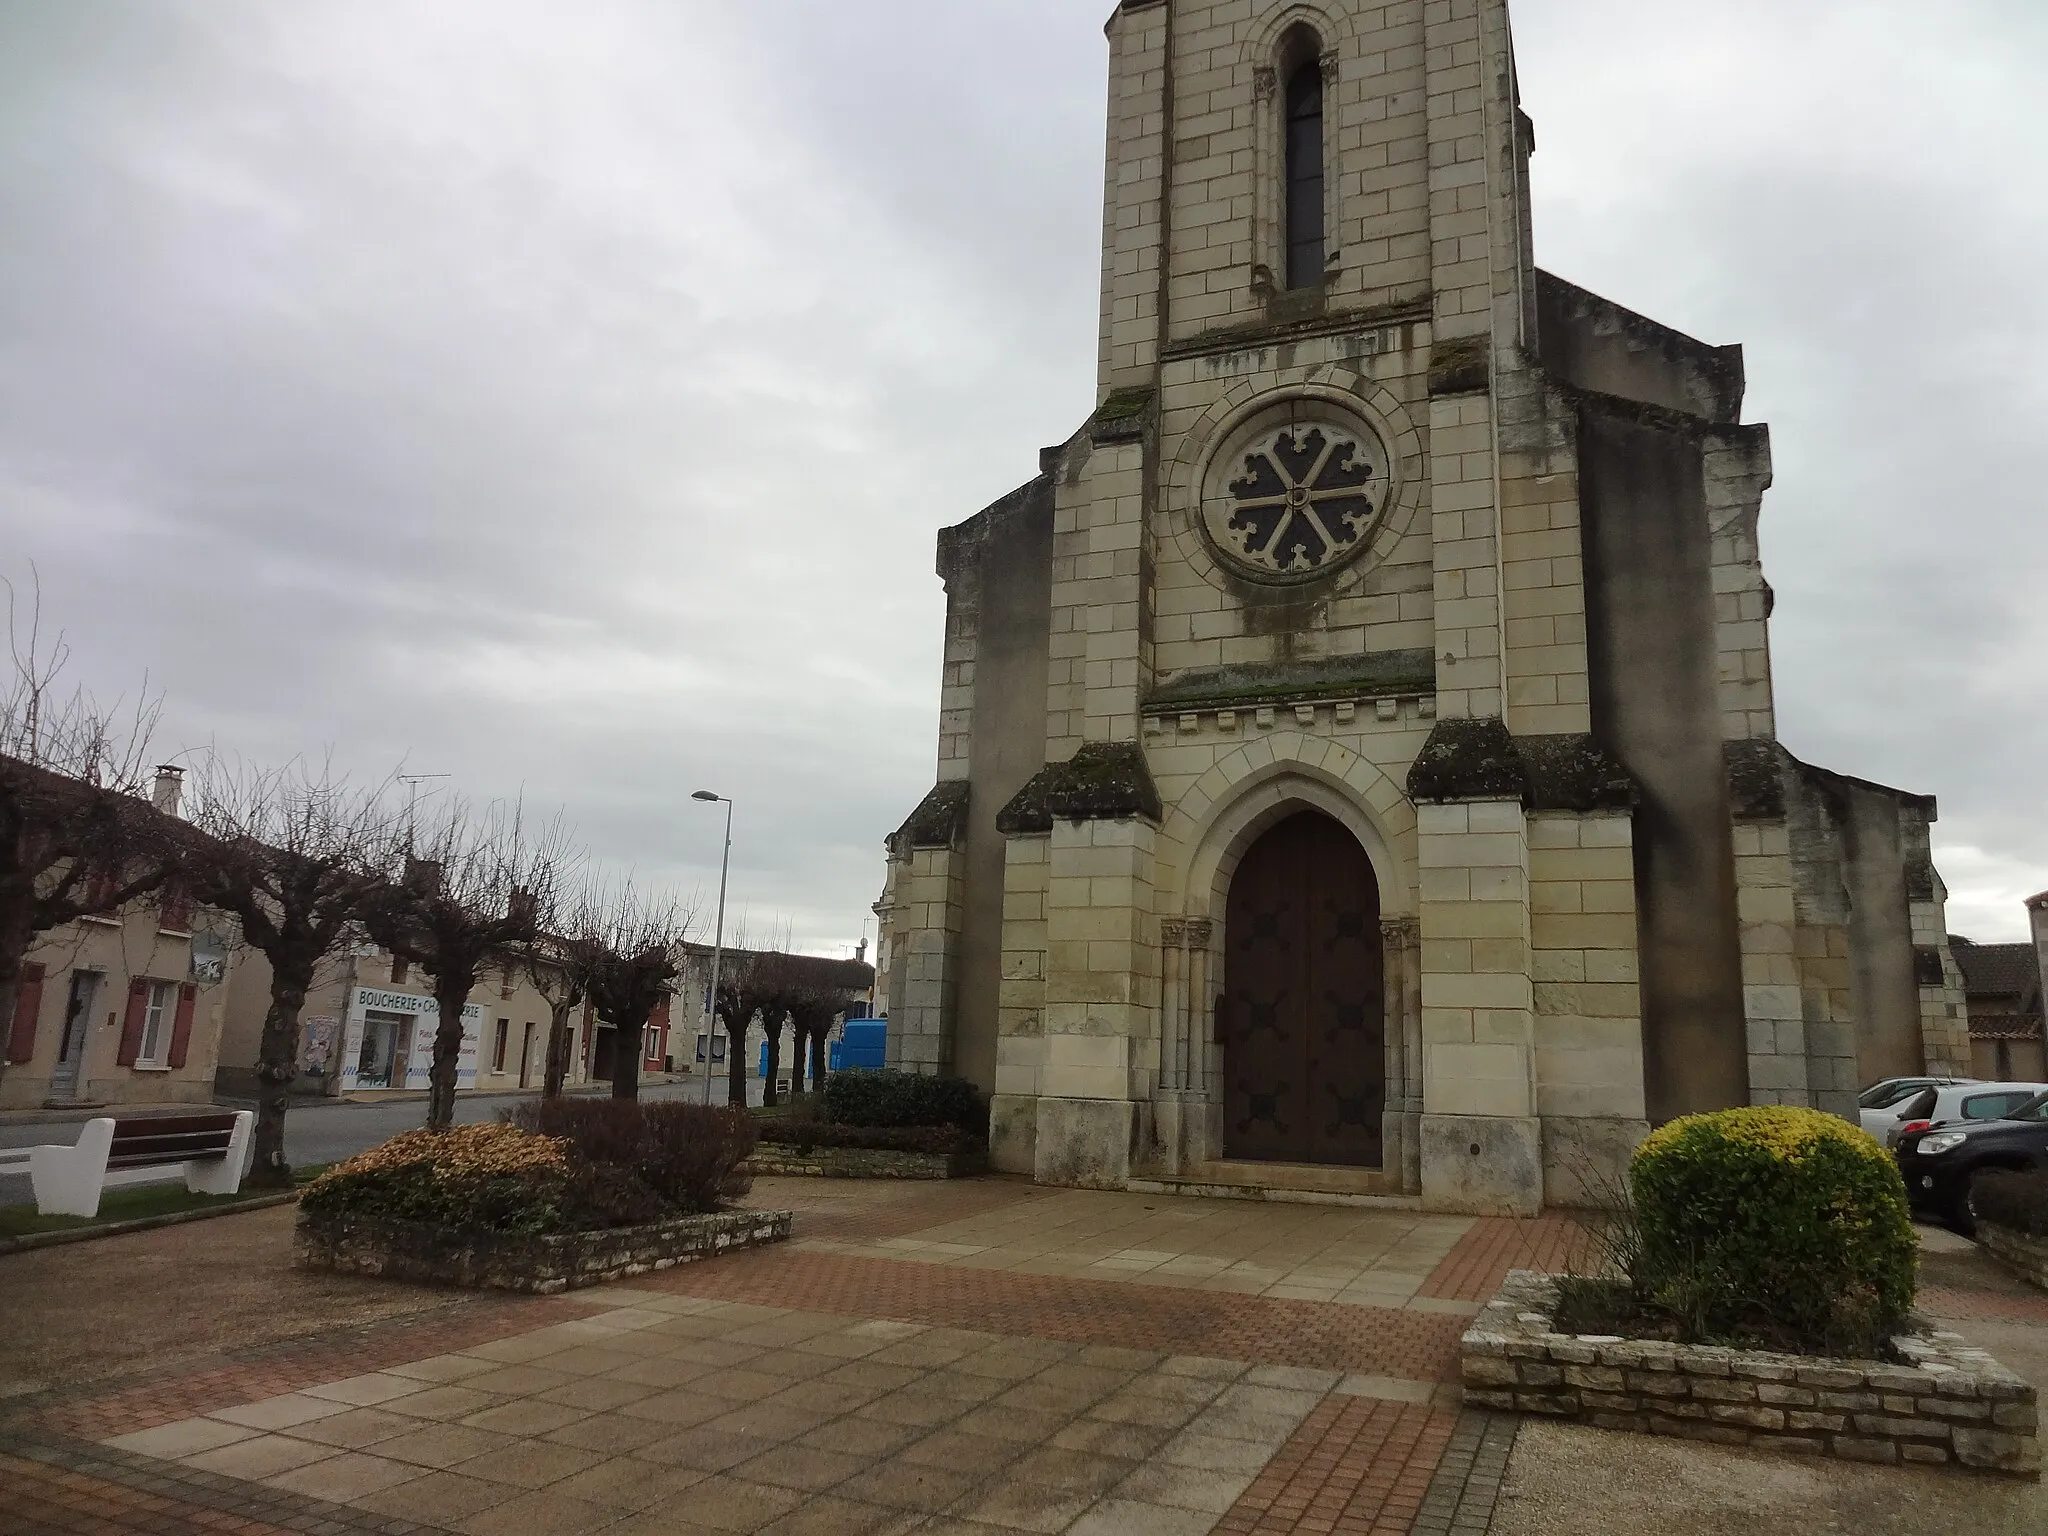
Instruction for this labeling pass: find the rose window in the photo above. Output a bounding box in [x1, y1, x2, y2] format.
[1202, 419, 1390, 581]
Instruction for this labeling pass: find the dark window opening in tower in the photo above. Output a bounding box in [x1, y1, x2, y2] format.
[1285, 58, 1325, 290]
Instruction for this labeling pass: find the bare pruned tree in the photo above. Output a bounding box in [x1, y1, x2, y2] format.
[363, 798, 572, 1129]
[180, 754, 407, 1185]
[560, 881, 696, 1101]
[514, 931, 588, 1100]
[712, 944, 768, 1108]
[0, 576, 176, 1079]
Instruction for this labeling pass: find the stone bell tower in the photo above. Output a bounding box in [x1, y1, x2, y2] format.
[879, 0, 1964, 1214]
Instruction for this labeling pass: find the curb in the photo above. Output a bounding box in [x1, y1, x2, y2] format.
[0, 1191, 300, 1257]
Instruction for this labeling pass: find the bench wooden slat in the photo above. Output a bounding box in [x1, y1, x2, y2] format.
[107, 1112, 240, 1168]
[109, 1113, 239, 1139]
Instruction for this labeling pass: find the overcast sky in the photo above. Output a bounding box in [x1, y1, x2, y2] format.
[1, 0, 2042, 950]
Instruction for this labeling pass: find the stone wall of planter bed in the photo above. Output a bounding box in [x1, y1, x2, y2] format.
[1978, 1222, 2048, 1292]
[1463, 1271, 2040, 1478]
[295, 1208, 791, 1295]
[740, 1145, 987, 1180]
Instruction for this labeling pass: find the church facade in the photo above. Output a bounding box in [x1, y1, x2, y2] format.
[879, 0, 1968, 1213]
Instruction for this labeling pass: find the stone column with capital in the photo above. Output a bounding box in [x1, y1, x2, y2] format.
[1381, 914, 1423, 1194]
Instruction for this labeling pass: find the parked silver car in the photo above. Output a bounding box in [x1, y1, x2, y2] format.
[1857, 1077, 1974, 1141]
[1874, 1081, 2048, 1149]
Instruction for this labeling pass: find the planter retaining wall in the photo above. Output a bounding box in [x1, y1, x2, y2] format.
[1463, 1271, 2040, 1478]
[295, 1208, 790, 1295]
[742, 1145, 987, 1180]
[1978, 1221, 2048, 1292]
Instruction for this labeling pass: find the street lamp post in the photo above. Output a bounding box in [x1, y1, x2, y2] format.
[692, 791, 732, 1107]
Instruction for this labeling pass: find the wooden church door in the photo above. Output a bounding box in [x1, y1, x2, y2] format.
[1221, 810, 1385, 1166]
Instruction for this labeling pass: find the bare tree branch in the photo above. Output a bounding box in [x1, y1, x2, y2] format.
[362, 796, 575, 1129]
[0, 573, 176, 1081]
[179, 752, 408, 1183]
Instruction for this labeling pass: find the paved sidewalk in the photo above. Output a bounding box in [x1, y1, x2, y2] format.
[2, 1178, 2040, 1535]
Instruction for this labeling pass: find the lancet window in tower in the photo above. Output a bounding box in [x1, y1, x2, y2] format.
[1284, 55, 1326, 289]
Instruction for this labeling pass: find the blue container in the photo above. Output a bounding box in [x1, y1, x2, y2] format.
[829, 1020, 887, 1073]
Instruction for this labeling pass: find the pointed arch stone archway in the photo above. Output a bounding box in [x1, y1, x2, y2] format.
[1153, 744, 1423, 1190]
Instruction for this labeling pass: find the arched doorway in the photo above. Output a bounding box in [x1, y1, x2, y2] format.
[1221, 808, 1384, 1166]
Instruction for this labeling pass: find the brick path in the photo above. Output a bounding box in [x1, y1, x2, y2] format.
[17, 1293, 603, 1443]
[5, 1433, 454, 1536]
[1416, 1216, 1593, 1304]
[1217, 1397, 1461, 1535]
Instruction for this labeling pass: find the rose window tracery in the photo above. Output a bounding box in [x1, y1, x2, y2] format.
[1200, 412, 1392, 582]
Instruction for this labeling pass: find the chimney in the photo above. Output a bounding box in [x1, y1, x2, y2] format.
[855, 937, 868, 964]
[152, 765, 185, 817]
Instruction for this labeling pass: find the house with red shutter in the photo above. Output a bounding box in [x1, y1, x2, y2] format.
[3, 771, 239, 1108]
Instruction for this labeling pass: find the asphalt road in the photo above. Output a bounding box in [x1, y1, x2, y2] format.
[0, 1076, 761, 1207]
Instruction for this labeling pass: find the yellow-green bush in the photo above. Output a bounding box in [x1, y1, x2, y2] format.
[1629, 1106, 1917, 1355]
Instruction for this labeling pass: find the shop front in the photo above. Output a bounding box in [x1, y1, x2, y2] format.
[336, 987, 482, 1094]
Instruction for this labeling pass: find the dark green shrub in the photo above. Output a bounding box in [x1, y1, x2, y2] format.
[1630, 1106, 1917, 1356]
[820, 1068, 987, 1134]
[1971, 1169, 2048, 1238]
[756, 1120, 978, 1155]
[507, 1098, 756, 1213]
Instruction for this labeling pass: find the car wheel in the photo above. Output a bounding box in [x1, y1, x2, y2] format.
[1950, 1171, 1987, 1238]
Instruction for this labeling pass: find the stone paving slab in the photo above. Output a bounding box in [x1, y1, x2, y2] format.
[792, 1187, 1479, 1307]
[8, 1177, 2043, 1535]
[633, 1250, 1469, 1380]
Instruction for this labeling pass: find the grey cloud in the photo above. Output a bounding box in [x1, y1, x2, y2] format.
[0, 0, 2041, 948]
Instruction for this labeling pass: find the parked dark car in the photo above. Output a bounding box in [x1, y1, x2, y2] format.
[1895, 1091, 2048, 1233]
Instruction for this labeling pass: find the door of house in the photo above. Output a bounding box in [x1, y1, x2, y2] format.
[52, 972, 100, 1101]
[1221, 809, 1385, 1166]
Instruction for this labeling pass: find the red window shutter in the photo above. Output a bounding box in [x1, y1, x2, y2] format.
[116, 978, 149, 1066]
[7, 963, 45, 1065]
[167, 983, 198, 1069]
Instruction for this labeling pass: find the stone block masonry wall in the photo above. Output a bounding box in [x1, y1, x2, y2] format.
[1527, 811, 1646, 1202]
[1099, 2, 1167, 389]
[889, 844, 965, 1074]
[1464, 1272, 2042, 1477]
[1732, 819, 1838, 1110]
[296, 1209, 792, 1296]
[1428, 391, 1505, 722]
[1420, 799, 1533, 1123]
[1978, 1223, 2048, 1294]
[1034, 816, 1160, 1188]
[1047, 435, 1149, 758]
[1705, 427, 1778, 742]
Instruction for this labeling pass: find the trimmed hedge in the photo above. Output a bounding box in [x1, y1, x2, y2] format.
[1629, 1106, 1917, 1357]
[299, 1124, 667, 1236]
[756, 1120, 978, 1156]
[507, 1099, 756, 1214]
[1973, 1169, 2048, 1239]
[820, 1069, 987, 1135]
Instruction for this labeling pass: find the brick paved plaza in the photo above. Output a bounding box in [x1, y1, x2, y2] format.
[3, 1178, 2045, 1535]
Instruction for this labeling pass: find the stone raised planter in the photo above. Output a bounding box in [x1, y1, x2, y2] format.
[1978, 1221, 2048, 1292]
[1463, 1270, 2040, 1478]
[742, 1144, 987, 1180]
[295, 1208, 790, 1295]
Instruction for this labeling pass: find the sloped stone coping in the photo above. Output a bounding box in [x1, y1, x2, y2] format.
[1978, 1222, 2048, 1292]
[1462, 1270, 2040, 1478]
[295, 1208, 790, 1295]
[740, 1145, 987, 1180]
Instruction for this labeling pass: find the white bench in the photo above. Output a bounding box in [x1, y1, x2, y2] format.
[0, 1110, 254, 1218]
